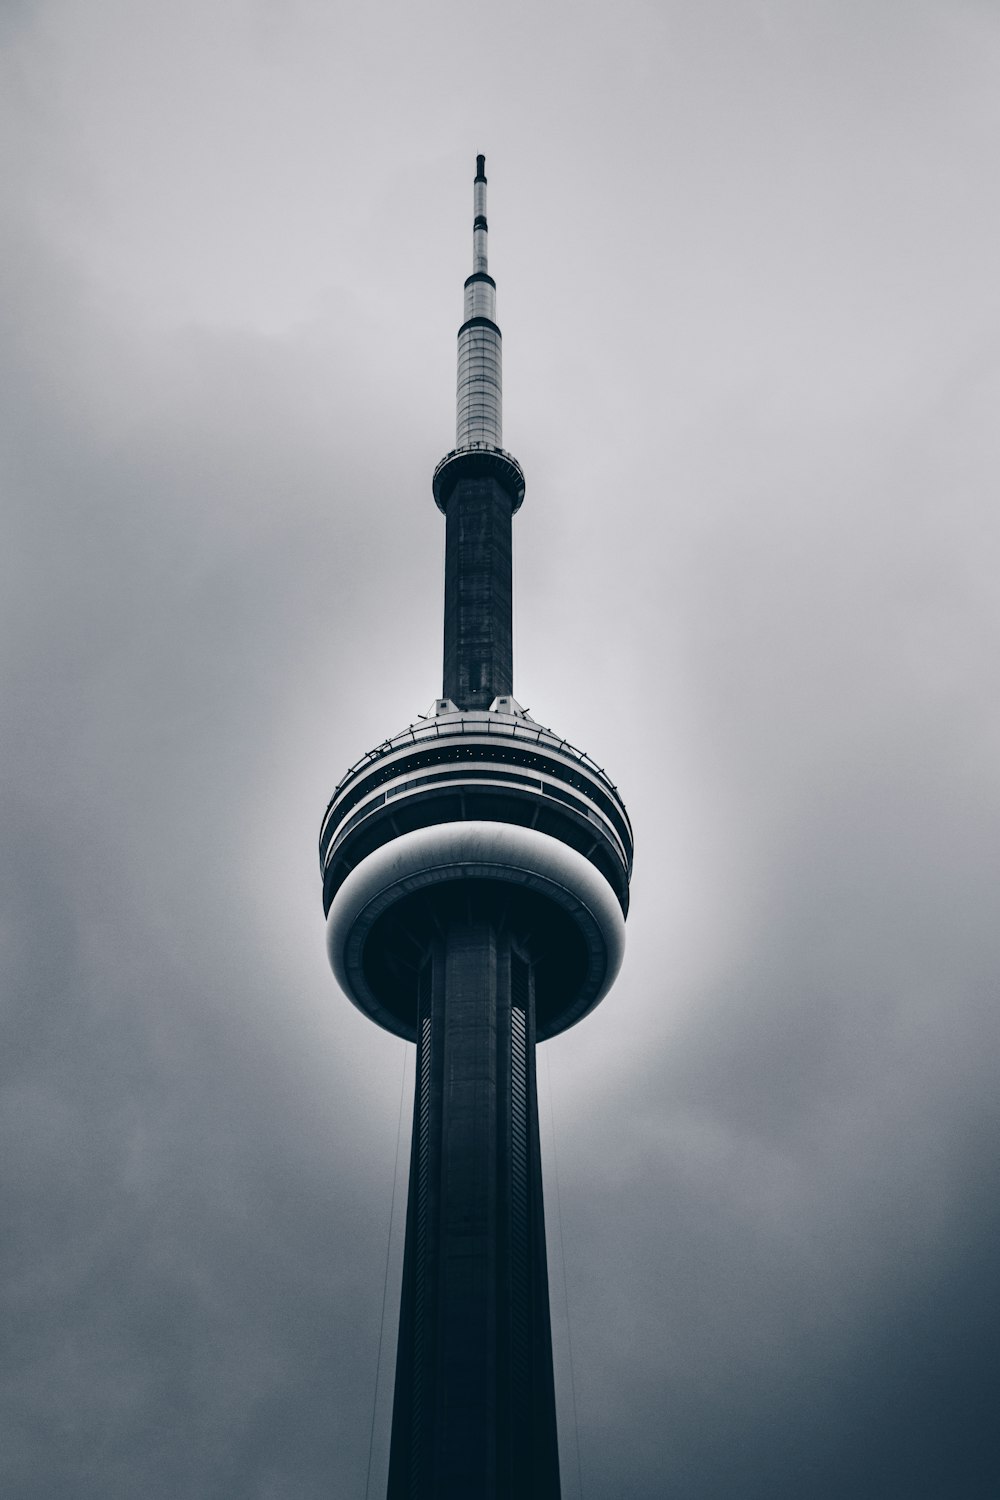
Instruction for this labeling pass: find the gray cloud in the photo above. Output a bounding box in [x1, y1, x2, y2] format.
[3, 1, 1000, 1496]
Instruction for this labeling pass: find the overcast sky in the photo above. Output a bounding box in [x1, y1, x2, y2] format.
[3, 2, 1000, 1496]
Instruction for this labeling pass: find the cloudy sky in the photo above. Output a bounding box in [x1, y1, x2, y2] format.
[4, 2, 1000, 1496]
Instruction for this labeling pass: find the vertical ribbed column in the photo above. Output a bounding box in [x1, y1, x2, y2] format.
[523, 966, 561, 1495]
[388, 958, 440, 1500]
[386, 900, 561, 1500]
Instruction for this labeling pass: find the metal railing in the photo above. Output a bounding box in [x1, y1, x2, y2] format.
[325, 712, 625, 812]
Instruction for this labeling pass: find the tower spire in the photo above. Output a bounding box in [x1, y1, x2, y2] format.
[456, 152, 503, 451]
[473, 153, 488, 273]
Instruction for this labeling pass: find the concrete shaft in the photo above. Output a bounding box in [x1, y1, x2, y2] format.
[442, 475, 513, 709]
[387, 903, 561, 1500]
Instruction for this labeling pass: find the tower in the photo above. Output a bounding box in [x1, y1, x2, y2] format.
[321, 157, 633, 1499]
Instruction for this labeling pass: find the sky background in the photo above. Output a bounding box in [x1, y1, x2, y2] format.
[3, 2, 1000, 1496]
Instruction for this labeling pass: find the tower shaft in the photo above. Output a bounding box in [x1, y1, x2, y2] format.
[442, 476, 513, 709]
[387, 895, 560, 1499]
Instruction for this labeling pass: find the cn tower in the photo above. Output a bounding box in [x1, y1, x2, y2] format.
[320, 156, 633, 1500]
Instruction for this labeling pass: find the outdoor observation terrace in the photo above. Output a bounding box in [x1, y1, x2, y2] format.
[320, 708, 633, 922]
[432, 443, 526, 513]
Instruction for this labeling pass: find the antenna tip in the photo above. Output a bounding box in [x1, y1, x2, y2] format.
[475, 154, 486, 182]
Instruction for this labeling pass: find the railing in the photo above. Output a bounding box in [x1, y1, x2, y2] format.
[431, 443, 526, 511]
[325, 712, 626, 812]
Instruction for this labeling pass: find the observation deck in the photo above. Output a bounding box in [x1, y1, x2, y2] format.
[432, 442, 526, 514]
[321, 703, 633, 1043]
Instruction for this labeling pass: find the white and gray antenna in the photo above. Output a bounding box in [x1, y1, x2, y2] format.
[457, 153, 502, 449]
